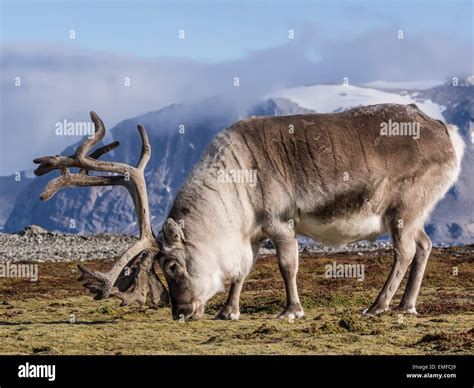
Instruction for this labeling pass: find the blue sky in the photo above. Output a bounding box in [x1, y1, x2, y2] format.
[1, 0, 472, 61]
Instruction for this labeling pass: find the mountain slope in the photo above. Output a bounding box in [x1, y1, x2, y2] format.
[0, 174, 33, 230]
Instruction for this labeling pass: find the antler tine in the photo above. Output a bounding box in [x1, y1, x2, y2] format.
[88, 141, 120, 160]
[75, 124, 151, 176]
[33, 155, 74, 176]
[137, 125, 151, 171]
[109, 251, 169, 308]
[79, 141, 120, 175]
[39, 174, 126, 201]
[33, 111, 119, 178]
[75, 111, 107, 158]
[33, 140, 119, 177]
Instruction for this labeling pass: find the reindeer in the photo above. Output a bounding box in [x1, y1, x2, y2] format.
[34, 104, 464, 320]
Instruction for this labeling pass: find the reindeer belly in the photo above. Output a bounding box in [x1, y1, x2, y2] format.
[297, 213, 386, 245]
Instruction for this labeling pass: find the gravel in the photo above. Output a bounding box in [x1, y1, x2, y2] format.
[1, 225, 470, 263]
[0, 225, 138, 262]
[0, 225, 396, 263]
[260, 239, 393, 256]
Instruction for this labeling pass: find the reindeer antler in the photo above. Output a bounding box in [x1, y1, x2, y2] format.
[33, 112, 168, 305]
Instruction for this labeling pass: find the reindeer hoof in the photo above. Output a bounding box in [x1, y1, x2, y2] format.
[278, 304, 304, 320]
[215, 306, 240, 320]
[392, 306, 418, 315]
[362, 306, 390, 316]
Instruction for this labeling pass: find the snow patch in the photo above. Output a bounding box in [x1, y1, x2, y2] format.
[270, 84, 445, 120]
[360, 80, 445, 90]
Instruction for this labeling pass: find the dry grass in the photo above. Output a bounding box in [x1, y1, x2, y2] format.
[0, 247, 472, 355]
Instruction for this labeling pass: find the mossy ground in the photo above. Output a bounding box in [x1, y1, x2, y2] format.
[0, 247, 472, 355]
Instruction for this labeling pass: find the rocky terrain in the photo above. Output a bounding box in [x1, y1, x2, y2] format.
[0, 225, 137, 262]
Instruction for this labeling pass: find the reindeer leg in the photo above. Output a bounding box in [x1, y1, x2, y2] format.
[215, 242, 259, 320]
[273, 235, 304, 319]
[393, 228, 432, 314]
[215, 278, 245, 320]
[364, 218, 417, 316]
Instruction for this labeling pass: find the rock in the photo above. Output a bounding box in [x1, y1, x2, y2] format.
[19, 225, 49, 235]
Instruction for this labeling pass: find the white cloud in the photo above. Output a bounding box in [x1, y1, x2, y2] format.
[0, 27, 471, 174]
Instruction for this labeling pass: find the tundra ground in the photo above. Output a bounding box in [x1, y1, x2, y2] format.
[0, 246, 472, 355]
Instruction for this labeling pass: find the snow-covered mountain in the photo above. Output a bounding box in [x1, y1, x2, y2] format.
[4, 80, 473, 244]
[270, 83, 445, 119]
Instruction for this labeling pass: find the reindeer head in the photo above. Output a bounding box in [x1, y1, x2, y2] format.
[34, 111, 224, 318]
[158, 218, 224, 320]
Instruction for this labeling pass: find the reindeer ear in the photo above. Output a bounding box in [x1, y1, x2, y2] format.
[164, 218, 184, 244]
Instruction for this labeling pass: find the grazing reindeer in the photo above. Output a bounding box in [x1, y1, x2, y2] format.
[35, 104, 464, 320]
